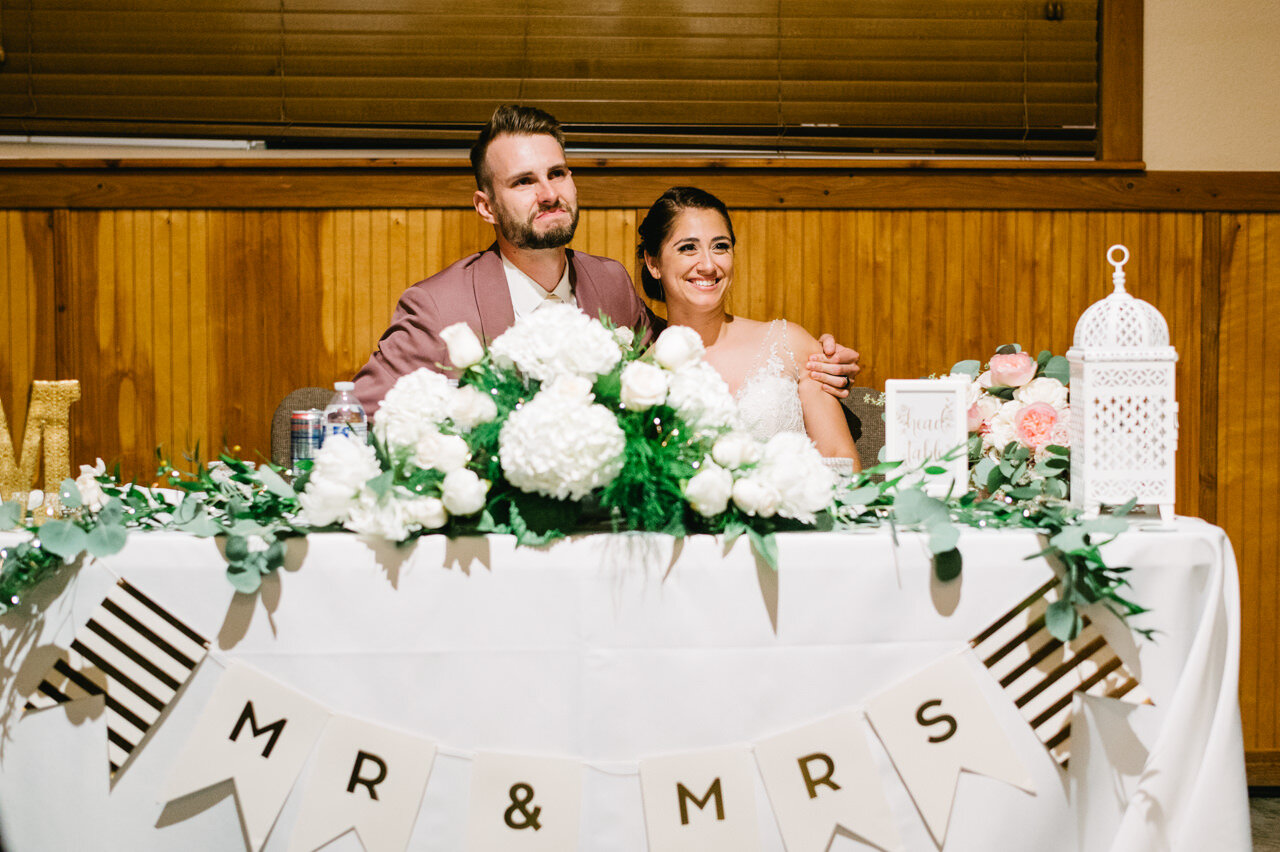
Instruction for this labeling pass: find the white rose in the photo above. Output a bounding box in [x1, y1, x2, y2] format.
[440, 322, 485, 369]
[755, 432, 835, 521]
[413, 431, 471, 473]
[403, 495, 448, 530]
[620, 361, 670, 411]
[683, 462, 734, 517]
[711, 431, 761, 470]
[1015, 376, 1069, 410]
[441, 468, 489, 516]
[299, 435, 383, 526]
[732, 476, 780, 518]
[651, 326, 705, 371]
[449, 385, 498, 429]
[347, 489, 412, 541]
[984, 400, 1022, 451]
[75, 457, 108, 512]
[613, 326, 636, 349]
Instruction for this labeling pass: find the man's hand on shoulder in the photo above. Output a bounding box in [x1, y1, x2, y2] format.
[807, 334, 861, 399]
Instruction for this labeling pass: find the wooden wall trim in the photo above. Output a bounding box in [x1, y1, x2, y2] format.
[0, 170, 1277, 212]
[1248, 750, 1280, 787]
[1199, 212, 1221, 524]
[1098, 0, 1143, 162]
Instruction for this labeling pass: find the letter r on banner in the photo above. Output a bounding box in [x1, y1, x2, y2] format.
[639, 747, 761, 852]
[163, 661, 330, 852]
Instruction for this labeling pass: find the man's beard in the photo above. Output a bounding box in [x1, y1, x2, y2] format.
[495, 201, 579, 250]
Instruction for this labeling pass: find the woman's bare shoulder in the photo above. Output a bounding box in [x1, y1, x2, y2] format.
[781, 319, 824, 362]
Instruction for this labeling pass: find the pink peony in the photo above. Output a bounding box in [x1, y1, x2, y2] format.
[968, 396, 1002, 432]
[1014, 402, 1059, 450]
[989, 352, 1037, 388]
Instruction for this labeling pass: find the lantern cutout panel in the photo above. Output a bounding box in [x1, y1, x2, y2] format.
[1067, 245, 1178, 525]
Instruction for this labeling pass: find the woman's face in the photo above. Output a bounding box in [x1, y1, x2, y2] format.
[646, 207, 734, 311]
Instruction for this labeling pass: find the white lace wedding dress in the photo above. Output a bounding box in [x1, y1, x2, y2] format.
[733, 320, 854, 475]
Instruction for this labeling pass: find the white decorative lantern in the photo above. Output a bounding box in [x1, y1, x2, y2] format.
[1067, 245, 1178, 525]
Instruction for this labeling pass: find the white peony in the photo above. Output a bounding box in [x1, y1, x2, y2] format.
[1015, 376, 1069, 410]
[984, 399, 1022, 451]
[412, 430, 471, 473]
[448, 385, 498, 430]
[731, 476, 780, 518]
[498, 375, 627, 500]
[651, 325, 705, 371]
[666, 361, 739, 431]
[711, 431, 761, 470]
[488, 303, 621, 382]
[684, 461, 734, 517]
[441, 468, 489, 516]
[299, 435, 383, 526]
[752, 432, 836, 522]
[75, 458, 108, 513]
[402, 495, 448, 530]
[440, 322, 485, 369]
[375, 368, 457, 447]
[620, 361, 669, 411]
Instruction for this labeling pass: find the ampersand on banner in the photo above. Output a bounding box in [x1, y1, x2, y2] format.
[504, 782, 542, 831]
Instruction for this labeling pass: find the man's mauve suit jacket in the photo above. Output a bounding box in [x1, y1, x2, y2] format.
[354, 244, 652, 416]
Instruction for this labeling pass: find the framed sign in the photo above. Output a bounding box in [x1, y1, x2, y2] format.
[884, 378, 969, 496]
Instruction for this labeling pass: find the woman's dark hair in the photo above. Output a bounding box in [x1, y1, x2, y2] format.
[636, 186, 736, 302]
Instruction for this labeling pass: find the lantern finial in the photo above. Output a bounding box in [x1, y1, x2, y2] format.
[1107, 244, 1129, 293]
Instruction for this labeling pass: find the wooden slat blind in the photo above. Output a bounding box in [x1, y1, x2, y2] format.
[0, 0, 1099, 155]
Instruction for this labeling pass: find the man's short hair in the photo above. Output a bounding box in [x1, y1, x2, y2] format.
[470, 104, 566, 192]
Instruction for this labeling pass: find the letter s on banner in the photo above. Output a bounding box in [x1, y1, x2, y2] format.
[163, 661, 330, 852]
[754, 710, 904, 852]
[864, 650, 1035, 847]
[639, 746, 761, 852]
[286, 714, 437, 852]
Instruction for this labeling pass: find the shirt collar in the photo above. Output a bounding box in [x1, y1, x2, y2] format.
[501, 252, 574, 319]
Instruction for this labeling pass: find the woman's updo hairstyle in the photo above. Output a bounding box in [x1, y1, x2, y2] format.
[636, 186, 736, 302]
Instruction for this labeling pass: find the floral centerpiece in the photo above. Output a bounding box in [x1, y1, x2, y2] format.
[950, 345, 1072, 502]
[295, 304, 836, 555]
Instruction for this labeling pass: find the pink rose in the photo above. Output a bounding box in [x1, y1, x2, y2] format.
[989, 352, 1037, 388]
[967, 396, 1002, 432]
[1014, 402, 1059, 450]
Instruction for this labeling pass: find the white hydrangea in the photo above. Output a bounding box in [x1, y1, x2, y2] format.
[375, 368, 457, 447]
[489, 303, 622, 382]
[749, 432, 836, 523]
[498, 375, 627, 501]
[298, 434, 383, 526]
[666, 361, 739, 431]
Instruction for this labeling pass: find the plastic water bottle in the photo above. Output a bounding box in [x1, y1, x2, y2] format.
[323, 381, 367, 444]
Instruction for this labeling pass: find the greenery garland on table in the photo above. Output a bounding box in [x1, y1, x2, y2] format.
[0, 321, 1149, 644]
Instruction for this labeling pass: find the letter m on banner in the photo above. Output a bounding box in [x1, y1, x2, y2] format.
[0, 380, 80, 502]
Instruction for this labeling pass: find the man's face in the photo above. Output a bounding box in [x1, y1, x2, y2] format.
[475, 133, 579, 250]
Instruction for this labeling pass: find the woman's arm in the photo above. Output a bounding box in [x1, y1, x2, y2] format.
[790, 324, 861, 470]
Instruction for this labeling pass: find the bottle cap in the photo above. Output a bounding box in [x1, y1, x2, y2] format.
[334, 381, 355, 391]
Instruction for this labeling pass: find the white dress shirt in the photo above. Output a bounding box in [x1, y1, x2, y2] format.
[502, 253, 575, 319]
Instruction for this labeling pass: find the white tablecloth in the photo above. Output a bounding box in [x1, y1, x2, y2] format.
[0, 519, 1250, 851]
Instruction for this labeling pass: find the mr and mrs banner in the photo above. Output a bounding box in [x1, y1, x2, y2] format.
[24, 576, 1147, 852]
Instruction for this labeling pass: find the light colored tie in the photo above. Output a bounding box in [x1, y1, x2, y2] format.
[539, 291, 565, 310]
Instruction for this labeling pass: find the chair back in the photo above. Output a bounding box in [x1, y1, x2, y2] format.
[270, 387, 334, 468]
[844, 392, 886, 471]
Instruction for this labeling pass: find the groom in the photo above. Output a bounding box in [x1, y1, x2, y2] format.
[353, 105, 860, 416]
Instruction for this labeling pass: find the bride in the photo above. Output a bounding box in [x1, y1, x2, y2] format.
[638, 187, 860, 472]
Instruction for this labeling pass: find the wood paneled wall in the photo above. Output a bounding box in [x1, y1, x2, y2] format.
[0, 181, 1275, 781]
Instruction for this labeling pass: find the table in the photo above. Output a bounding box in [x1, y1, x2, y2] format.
[0, 519, 1251, 851]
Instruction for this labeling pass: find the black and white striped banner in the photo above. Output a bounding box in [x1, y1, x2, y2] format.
[24, 578, 209, 775]
[969, 579, 1151, 766]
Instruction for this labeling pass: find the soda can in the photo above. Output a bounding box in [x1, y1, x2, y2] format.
[291, 409, 325, 465]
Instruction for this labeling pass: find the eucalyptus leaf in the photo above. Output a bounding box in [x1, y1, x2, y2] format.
[746, 526, 779, 572]
[1043, 355, 1071, 385]
[178, 510, 222, 537]
[1046, 598, 1083, 641]
[226, 565, 263, 595]
[59, 478, 83, 510]
[950, 359, 981, 378]
[172, 496, 199, 525]
[842, 486, 881, 506]
[1082, 516, 1128, 536]
[933, 548, 962, 582]
[893, 488, 947, 525]
[255, 466, 298, 500]
[925, 521, 960, 554]
[36, 521, 89, 562]
[86, 523, 129, 557]
[995, 343, 1021, 355]
[225, 534, 250, 563]
[1050, 525, 1089, 553]
[366, 470, 394, 499]
[0, 501, 20, 530]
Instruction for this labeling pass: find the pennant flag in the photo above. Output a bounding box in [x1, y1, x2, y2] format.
[287, 714, 437, 852]
[639, 746, 762, 852]
[864, 651, 1035, 847]
[754, 710, 904, 852]
[465, 752, 583, 852]
[969, 578, 1151, 766]
[163, 660, 330, 852]
[24, 578, 209, 775]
